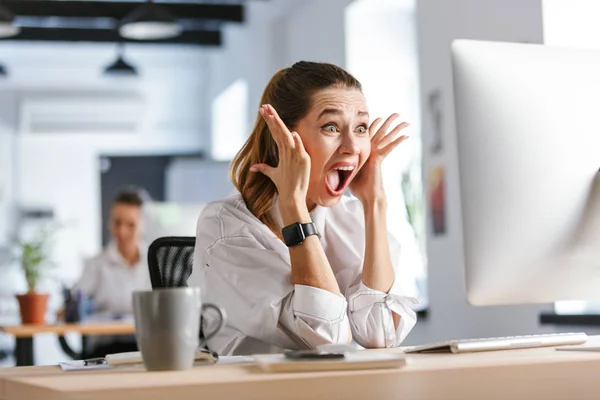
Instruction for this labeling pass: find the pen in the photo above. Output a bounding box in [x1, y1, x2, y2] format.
[83, 357, 106, 366]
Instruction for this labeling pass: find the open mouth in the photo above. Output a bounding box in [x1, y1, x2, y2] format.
[325, 165, 356, 196]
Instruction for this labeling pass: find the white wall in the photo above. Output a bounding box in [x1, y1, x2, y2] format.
[166, 158, 233, 203]
[543, 0, 600, 50]
[0, 133, 14, 246]
[204, 3, 277, 158]
[0, 92, 17, 245]
[272, 0, 354, 70]
[407, 0, 573, 345]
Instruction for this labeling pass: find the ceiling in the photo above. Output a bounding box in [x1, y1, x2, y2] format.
[1, 0, 260, 46]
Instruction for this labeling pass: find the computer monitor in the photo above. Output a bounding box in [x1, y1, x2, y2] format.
[451, 40, 600, 306]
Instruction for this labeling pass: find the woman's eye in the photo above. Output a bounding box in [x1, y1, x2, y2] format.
[323, 124, 338, 133]
[356, 126, 367, 134]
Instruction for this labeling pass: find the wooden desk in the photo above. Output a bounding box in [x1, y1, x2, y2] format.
[0, 323, 135, 367]
[2, 337, 600, 400]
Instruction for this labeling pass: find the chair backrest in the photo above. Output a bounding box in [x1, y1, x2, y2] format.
[147, 236, 196, 289]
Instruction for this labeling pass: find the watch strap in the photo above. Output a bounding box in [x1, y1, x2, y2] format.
[300, 222, 318, 238]
[282, 222, 319, 247]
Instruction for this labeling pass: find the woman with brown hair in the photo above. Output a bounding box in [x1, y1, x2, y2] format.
[190, 61, 420, 356]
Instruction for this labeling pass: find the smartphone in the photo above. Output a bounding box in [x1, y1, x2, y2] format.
[284, 349, 346, 360]
[83, 357, 107, 366]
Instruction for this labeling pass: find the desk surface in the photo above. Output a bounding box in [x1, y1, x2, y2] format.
[3, 337, 600, 400]
[0, 323, 135, 338]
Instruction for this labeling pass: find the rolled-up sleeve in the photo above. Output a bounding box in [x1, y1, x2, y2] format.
[200, 236, 351, 355]
[345, 226, 419, 349]
[287, 284, 350, 347]
[347, 280, 418, 348]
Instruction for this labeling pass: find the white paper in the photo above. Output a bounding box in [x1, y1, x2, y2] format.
[58, 360, 113, 371]
[59, 354, 253, 371]
[106, 350, 217, 366]
[216, 356, 254, 365]
[105, 351, 143, 366]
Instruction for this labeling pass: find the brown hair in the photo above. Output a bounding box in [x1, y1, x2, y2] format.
[112, 187, 145, 208]
[230, 61, 362, 234]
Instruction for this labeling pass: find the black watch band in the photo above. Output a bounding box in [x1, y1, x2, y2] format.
[282, 222, 319, 247]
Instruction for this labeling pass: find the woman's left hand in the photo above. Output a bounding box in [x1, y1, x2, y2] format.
[349, 113, 409, 205]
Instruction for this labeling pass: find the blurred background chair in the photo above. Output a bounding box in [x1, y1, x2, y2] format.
[147, 236, 209, 348]
[147, 236, 195, 289]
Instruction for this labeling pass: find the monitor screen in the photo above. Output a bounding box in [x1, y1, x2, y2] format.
[452, 40, 600, 305]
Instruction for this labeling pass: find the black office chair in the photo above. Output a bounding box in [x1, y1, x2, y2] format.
[147, 236, 196, 289]
[147, 236, 212, 350]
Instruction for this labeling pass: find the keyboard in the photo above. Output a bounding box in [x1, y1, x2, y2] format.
[403, 332, 588, 354]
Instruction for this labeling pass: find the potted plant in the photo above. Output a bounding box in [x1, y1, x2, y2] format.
[14, 227, 56, 325]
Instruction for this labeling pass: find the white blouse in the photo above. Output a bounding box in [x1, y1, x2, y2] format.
[189, 192, 420, 356]
[75, 243, 151, 315]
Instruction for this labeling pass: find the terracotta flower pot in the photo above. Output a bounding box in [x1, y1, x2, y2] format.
[16, 292, 49, 325]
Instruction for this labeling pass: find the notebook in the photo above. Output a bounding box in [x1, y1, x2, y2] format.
[60, 352, 249, 371]
[252, 351, 407, 373]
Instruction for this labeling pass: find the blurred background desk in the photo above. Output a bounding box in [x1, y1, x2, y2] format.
[0, 323, 135, 366]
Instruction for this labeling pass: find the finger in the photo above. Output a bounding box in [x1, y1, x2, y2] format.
[260, 105, 284, 150]
[266, 104, 295, 148]
[378, 122, 410, 149]
[372, 113, 399, 143]
[249, 163, 275, 180]
[380, 135, 409, 158]
[369, 118, 383, 138]
[291, 132, 309, 159]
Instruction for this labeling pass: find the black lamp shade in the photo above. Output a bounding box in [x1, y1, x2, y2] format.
[119, 2, 182, 40]
[104, 56, 137, 76]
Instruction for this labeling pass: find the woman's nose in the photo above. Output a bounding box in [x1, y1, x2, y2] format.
[339, 133, 360, 155]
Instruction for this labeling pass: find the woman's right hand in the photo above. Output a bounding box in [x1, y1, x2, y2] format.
[250, 104, 311, 218]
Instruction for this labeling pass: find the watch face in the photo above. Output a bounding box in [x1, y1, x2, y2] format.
[282, 223, 305, 246]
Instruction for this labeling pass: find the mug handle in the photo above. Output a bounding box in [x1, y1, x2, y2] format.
[199, 303, 226, 346]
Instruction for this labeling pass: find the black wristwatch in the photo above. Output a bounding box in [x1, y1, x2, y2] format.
[282, 222, 319, 247]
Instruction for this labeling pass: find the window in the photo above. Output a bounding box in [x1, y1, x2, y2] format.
[211, 79, 249, 161]
[345, 0, 428, 309]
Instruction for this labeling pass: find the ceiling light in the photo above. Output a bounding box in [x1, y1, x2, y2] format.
[119, 0, 182, 41]
[0, 2, 20, 38]
[104, 44, 138, 76]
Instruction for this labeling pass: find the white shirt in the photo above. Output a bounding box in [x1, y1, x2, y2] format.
[75, 243, 152, 315]
[189, 193, 419, 356]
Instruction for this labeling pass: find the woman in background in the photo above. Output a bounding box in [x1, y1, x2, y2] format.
[73, 188, 151, 357]
[190, 61, 420, 356]
[75, 188, 151, 315]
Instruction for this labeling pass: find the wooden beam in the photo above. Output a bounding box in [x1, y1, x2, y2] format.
[0, 27, 222, 46]
[5, 1, 244, 22]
